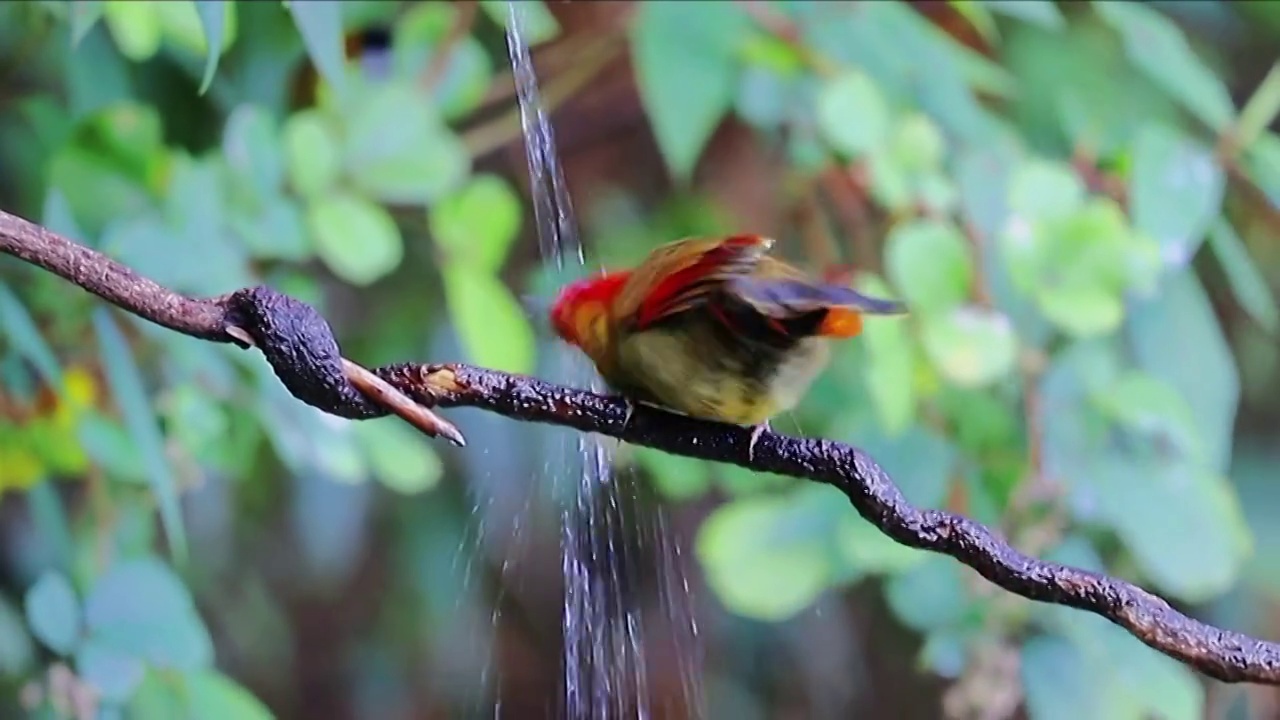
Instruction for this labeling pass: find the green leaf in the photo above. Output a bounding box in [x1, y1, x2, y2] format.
[696, 487, 841, 621]
[194, 1, 227, 94]
[735, 66, 799, 130]
[1208, 219, 1278, 334]
[632, 1, 747, 181]
[429, 174, 523, 272]
[230, 199, 310, 262]
[1045, 612, 1204, 719]
[223, 104, 284, 200]
[1003, 195, 1160, 337]
[921, 306, 1018, 388]
[282, 110, 341, 199]
[837, 513, 926, 576]
[312, 427, 367, 484]
[163, 157, 255, 294]
[1066, 355, 1249, 602]
[859, 276, 916, 434]
[814, 2, 995, 144]
[715, 464, 792, 497]
[393, 5, 494, 120]
[1238, 62, 1280, 149]
[77, 639, 146, 703]
[1021, 635, 1105, 720]
[127, 672, 187, 719]
[919, 629, 970, 679]
[70, 1, 105, 46]
[1093, 454, 1250, 602]
[442, 264, 535, 375]
[1035, 279, 1125, 338]
[837, 426, 953, 576]
[817, 70, 892, 159]
[353, 419, 443, 495]
[1007, 159, 1085, 221]
[163, 385, 231, 471]
[1129, 125, 1224, 266]
[885, 220, 972, 315]
[949, 1, 998, 43]
[1095, 1, 1235, 132]
[739, 30, 806, 75]
[1127, 272, 1238, 473]
[0, 283, 63, 388]
[42, 188, 88, 243]
[27, 482, 74, 574]
[24, 571, 81, 655]
[308, 192, 404, 286]
[83, 557, 213, 670]
[93, 310, 186, 562]
[286, 0, 346, 96]
[982, 0, 1064, 30]
[351, 132, 470, 205]
[1098, 619, 1204, 719]
[859, 425, 957, 509]
[891, 114, 947, 173]
[875, 121, 957, 212]
[478, 0, 560, 45]
[103, 210, 244, 298]
[0, 597, 35, 676]
[1038, 339, 1123, 511]
[633, 447, 711, 501]
[184, 671, 275, 720]
[78, 412, 149, 483]
[1098, 373, 1201, 460]
[1232, 444, 1280, 595]
[47, 101, 161, 222]
[952, 43, 1017, 99]
[1246, 132, 1280, 206]
[152, 2, 236, 59]
[342, 82, 470, 204]
[883, 556, 971, 632]
[956, 144, 1052, 344]
[103, 1, 162, 61]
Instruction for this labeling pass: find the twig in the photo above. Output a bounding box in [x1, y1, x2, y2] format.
[421, 1, 478, 95]
[342, 358, 465, 447]
[459, 32, 620, 159]
[475, 28, 623, 109]
[0, 210, 463, 446]
[3, 207, 1280, 685]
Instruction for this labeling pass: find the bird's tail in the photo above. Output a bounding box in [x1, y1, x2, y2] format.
[727, 277, 907, 339]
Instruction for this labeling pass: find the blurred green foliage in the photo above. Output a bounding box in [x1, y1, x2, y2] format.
[0, 1, 1279, 718]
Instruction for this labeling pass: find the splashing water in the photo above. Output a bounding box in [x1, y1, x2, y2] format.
[505, 5, 703, 718]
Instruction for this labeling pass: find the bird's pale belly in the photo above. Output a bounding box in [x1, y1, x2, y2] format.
[613, 325, 831, 425]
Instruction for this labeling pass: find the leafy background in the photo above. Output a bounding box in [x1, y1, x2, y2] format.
[1, 1, 1279, 718]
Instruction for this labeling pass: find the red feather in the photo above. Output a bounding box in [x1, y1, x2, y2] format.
[550, 271, 630, 342]
[633, 235, 769, 329]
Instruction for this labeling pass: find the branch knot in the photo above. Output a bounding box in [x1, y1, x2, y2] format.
[225, 286, 381, 419]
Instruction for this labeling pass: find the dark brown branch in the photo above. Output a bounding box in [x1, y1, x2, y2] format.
[3, 207, 1279, 685]
[0, 210, 464, 445]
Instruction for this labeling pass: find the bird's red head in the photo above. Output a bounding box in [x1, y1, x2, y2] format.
[549, 271, 631, 353]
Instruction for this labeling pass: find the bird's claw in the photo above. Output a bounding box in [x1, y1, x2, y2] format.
[748, 422, 771, 462]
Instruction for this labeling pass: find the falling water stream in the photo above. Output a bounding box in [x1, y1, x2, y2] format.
[503, 5, 703, 718]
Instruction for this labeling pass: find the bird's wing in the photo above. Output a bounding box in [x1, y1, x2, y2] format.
[623, 235, 773, 330]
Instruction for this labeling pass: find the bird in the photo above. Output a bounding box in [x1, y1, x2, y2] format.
[549, 235, 906, 456]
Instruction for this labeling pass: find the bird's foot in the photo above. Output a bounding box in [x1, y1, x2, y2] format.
[747, 421, 771, 463]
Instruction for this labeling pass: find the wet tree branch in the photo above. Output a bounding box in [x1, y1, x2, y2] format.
[3, 207, 1279, 685]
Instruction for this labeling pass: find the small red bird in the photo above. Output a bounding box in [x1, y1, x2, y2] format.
[549, 235, 906, 448]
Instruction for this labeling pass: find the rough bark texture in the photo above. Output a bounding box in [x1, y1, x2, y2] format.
[3, 206, 1280, 685]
